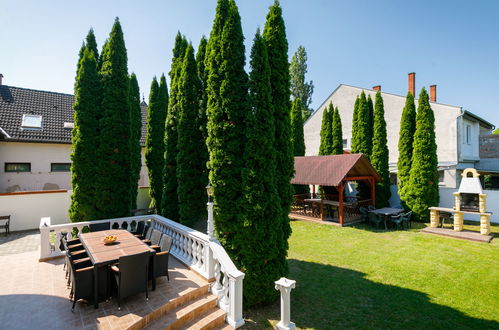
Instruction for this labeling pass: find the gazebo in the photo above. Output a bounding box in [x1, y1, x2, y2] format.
[291, 154, 382, 226]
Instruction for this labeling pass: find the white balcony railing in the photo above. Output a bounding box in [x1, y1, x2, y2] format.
[39, 214, 244, 328]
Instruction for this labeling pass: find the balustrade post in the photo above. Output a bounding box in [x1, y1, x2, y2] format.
[39, 217, 51, 261]
[226, 271, 245, 328]
[275, 277, 296, 330]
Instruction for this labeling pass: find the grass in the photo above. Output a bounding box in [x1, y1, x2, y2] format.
[243, 219, 499, 329]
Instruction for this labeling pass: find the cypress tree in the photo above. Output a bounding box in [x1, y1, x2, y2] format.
[129, 73, 142, 211]
[176, 44, 206, 226]
[397, 92, 416, 207]
[196, 36, 208, 141]
[161, 33, 187, 221]
[263, 1, 293, 274]
[240, 29, 281, 306]
[367, 94, 374, 151]
[85, 28, 99, 60]
[371, 91, 391, 207]
[406, 88, 439, 220]
[70, 47, 101, 223]
[145, 78, 165, 213]
[95, 18, 132, 219]
[205, 0, 248, 254]
[318, 104, 333, 155]
[351, 91, 371, 159]
[351, 96, 359, 153]
[290, 98, 308, 195]
[331, 107, 343, 155]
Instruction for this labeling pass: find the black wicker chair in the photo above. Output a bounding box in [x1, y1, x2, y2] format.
[89, 222, 110, 232]
[150, 235, 173, 290]
[131, 220, 146, 237]
[111, 251, 150, 310]
[66, 251, 94, 311]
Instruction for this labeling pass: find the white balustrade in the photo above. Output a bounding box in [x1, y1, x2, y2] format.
[38, 214, 245, 328]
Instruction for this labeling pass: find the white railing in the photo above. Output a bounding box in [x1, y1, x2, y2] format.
[39, 214, 245, 328]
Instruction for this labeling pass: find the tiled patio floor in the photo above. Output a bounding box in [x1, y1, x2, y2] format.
[0, 247, 208, 329]
[0, 230, 40, 256]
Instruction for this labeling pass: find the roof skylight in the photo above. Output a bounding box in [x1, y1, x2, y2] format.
[21, 114, 42, 129]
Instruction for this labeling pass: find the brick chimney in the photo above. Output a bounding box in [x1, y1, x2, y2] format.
[0, 73, 3, 85]
[430, 84, 437, 102]
[408, 72, 415, 96]
[372, 85, 381, 91]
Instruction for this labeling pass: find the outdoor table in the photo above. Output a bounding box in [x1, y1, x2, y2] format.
[79, 229, 154, 308]
[369, 207, 404, 230]
[303, 199, 355, 220]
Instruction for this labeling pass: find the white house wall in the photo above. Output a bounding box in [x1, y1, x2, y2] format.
[304, 85, 461, 168]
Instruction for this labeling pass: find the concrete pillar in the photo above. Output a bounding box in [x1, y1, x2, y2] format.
[453, 212, 463, 231]
[430, 209, 439, 228]
[453, 192, 461, 211]
[480, 214, 491, 235]
[479, 194, 487, 213]
[207, 201, 215, 241]
[275, 277, 296, 330]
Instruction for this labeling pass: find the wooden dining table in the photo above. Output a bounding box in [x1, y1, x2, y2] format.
[79, 229, 155, 308]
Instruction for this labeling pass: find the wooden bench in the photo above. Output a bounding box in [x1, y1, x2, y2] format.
[0, 215, 10, 235]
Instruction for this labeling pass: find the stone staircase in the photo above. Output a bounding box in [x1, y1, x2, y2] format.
[128, 284, 231, 330]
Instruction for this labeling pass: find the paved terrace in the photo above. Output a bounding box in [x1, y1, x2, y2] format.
[0, 231, 208, 330]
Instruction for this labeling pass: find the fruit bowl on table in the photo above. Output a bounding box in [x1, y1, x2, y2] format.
[103, 235, 118, 245]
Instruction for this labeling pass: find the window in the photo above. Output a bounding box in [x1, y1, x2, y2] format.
[51, 163, 71, 172]
[5, 163, 31, 172]
[21, 114, 42, 129]
[438, 170, 445, 184]
[342, 139, 348, 148]
[465, 124, 471, 145]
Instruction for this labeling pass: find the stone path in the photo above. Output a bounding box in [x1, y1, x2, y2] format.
[0, 230, 40, 256]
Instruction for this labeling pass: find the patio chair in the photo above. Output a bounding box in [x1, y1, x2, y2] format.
[131, 220, 146, 237]
[111, 251, 150, 310]
[141, 226, 154, 244]
[67, 251, 94, 311]
[368, 212, 384, 229]
[89, 222, 110, 232]
[439, 211, 452, 228]
[367, 205, 376, 211]
[389, 213, 403, 230]
[402, 211, 412, 229]
[0, 215, 10, 235]
[149, 229, 162, 250]
[150, 235, 173, 290]
[359, 207, 369, 223]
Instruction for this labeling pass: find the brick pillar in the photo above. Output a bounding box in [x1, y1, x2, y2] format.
[430, 85, 437, 102]
[480, 214, 490, 235]
[453, 212, 463, 231]
[408, 72, 415, 96]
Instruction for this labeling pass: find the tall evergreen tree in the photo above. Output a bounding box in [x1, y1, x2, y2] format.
[161, 33, 187, 221]
[290, 98, 308, 194]
[318, 104, 333, 155]
[145, 78, 165, 213]
[406, 88, 439, 220]
[240, 29, 282, 306]
[85, 28, 99, 60]
[397, 92, 416, 206]
[331, 107, 343, 155]
[95, 18, 132, 219]
[70, 47, 101, 223]
[129, 73, 142, 211]
[205, 0, 249, 257]
[289, 45, 314, 120]
[176, 44, 206, 226]
[351, 91, 371, 159]
[196, 36, 208, 141]
[371, 91, 391, 207]
[351, 96, 359, 152]
[263, 1, 293, 276]
[367, 94, 374, 151]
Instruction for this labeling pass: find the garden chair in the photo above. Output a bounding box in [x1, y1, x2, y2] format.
[149, 229, 162, 250]
[150, 235, 173, 290]
[367, 205, 376, 211]
[402, 211, 412, 229]
[141, 226, 154, 244]
[131, 220, 146, 237]
[111, 251, 150, 310]
[89, 222, 110, 232]
[368, 212, 384, 229]
[389, 213, 403, 230]
[359, 207, 369, 223]
[439, 211, 452, 228]
[67, 251, 94, 311]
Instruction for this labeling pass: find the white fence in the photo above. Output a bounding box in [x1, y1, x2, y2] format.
[39, 214, 244, 328]
[0, 187, 151, 232]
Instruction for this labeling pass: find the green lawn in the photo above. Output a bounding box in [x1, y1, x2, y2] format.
[243, 220, 499, 329]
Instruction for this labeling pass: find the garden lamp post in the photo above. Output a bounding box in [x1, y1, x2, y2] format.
[206, 183, 215, 241]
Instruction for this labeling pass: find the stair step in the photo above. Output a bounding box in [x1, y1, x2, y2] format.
[184, 307, 226, 330]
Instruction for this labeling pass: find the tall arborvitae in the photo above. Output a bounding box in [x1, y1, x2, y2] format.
[241, 30, 281, 306]
[397, 92, 416, 207]
[129, 73, 142, 211]
[351, 96, 359, 152]
[157, 75, 169, 210]
[331, 107, 343, 155]
[371, 91, 391, 207]
[290, 98, 308, 194]
[85, 29, 99, 60]
[351, 91, 371, 159]
[176, 44, 206, 226]
[145, 78, 165, 212]
[406, 88, 439, 220]
[263, 0, 293, 279]
[70, 47, 101, 223]
[95, 18, 132, 219]
[318, 104, 333, 155]
[367, 94, 374, 152]
[196, 36, 209, 198]
[162, 33, 187, 221]
[205, 0, 248, 255]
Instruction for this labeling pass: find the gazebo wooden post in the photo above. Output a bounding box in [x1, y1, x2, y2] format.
[370, 177, 375, 206]
[312, 185, 316, 198]
[338, 182, 344, 225]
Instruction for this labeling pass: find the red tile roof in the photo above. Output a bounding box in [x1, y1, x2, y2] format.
[291, 154, 381, 186]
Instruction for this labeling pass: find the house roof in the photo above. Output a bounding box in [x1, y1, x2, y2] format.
[0, 85, 147, 146]
[291, 154, 381, 186]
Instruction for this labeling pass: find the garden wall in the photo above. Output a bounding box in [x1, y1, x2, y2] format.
[0, 187, 151, 232]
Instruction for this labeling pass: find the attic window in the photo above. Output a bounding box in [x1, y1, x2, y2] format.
[63, 122, 74, 129]
[21, 114, 42, 129]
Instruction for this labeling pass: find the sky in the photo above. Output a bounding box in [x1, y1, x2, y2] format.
[1, 0, 498, 127]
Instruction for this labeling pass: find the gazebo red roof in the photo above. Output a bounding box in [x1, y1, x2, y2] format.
[291, 154, 381, 186]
